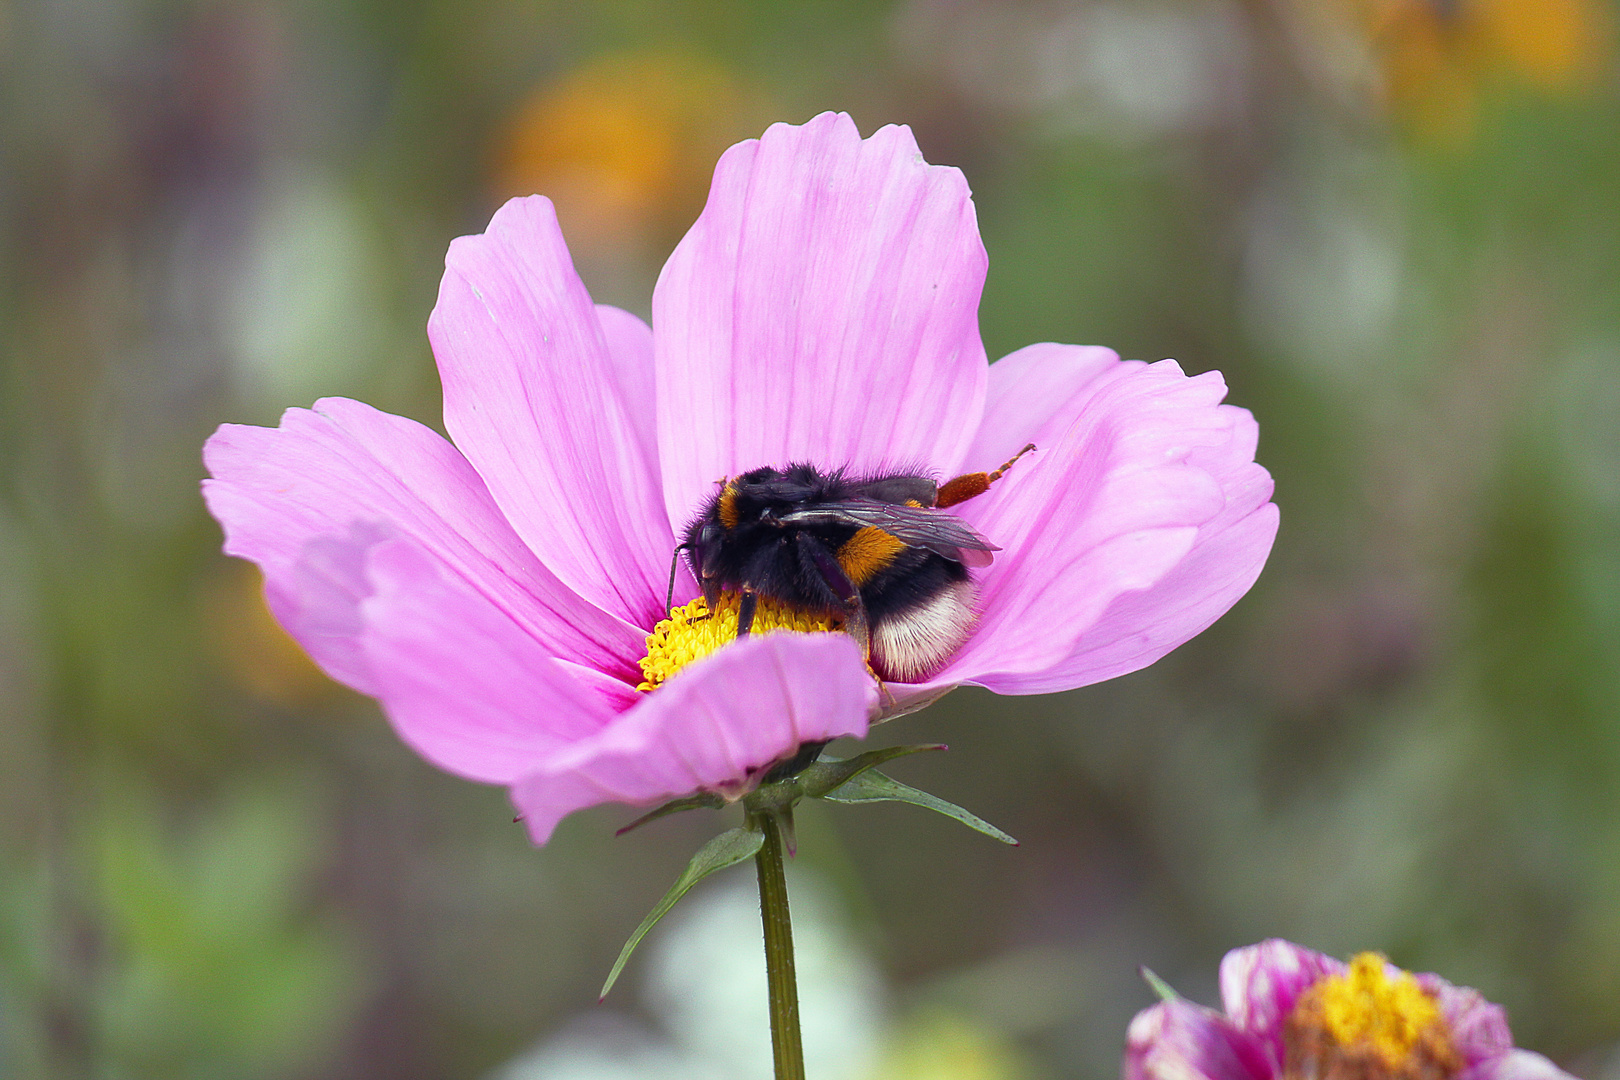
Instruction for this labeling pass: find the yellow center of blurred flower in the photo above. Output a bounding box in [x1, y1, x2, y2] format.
[493, 48, 759, 250]
[636, 593, 842, 692]
[1328, 0, 1611, 146]
[1284, 954, 1462, 1080]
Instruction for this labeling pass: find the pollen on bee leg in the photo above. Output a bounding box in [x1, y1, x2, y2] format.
[936, 442, 1037, 508]
[869, 665, 897, 712]
[636, 592, 844, 692]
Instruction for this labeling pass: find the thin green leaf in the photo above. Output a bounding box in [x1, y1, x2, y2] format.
[796, 744, 947, 799]
[599, 827, 764, 1000]
[821, 769, 1018, 845]
[614, 792, 725, 836]
[1140, 967, 1180, 1002]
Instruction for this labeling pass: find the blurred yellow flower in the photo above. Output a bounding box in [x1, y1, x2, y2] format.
[203, 562, 335, 707]
[1327, 0, 1610, 142]
[866, 1010, 1029, 1080]
[493, 48, 765, 252]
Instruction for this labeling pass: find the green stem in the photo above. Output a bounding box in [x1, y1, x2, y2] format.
[753, 812, 805, 1080]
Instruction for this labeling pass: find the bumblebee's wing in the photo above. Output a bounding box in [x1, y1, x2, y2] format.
[777, 500, 998, 568]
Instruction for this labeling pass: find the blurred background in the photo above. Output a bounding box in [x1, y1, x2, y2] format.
[2, 0, 1619, 1076]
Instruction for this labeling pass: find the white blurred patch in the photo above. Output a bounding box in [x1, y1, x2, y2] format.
[1031, 3, 1251, 140]
[494, 867, 884, 1080]
[1547, 338, 1620, 511]
[491, 1014, 702, 1080]
[224, 165, 386, 405]
[1240, 151, 1407, 380]
[893, 0, 1252, 141]
[1545, 338, 1620, 665]
[644, 868, 886, 1080]
[1596, 1037, 1620, 1080]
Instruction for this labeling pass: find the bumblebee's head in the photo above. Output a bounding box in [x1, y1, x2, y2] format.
[718, 467, 821, 530]
[683, 466, 830, 603]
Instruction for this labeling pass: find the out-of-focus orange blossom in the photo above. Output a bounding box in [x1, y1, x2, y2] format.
[493, 48, 767, 253]
[203, 561, 338, 707]
[1322, 0, 1611, 143]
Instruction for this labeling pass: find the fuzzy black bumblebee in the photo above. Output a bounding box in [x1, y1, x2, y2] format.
[676, 446, 1033, 682]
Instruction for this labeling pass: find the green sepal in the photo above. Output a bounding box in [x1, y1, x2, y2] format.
[794, 744, 947, 799]
[820, 769, 1018, 846]
[599, 826, 765, 1000]
[1140, 967, 1180, 1002]
[772, 806, 798, 858]
[614, 791, 726, 836]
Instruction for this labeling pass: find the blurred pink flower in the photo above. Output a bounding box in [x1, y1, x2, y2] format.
[1126, 940, 1574, 1080]
[202, 112, 1277, 844]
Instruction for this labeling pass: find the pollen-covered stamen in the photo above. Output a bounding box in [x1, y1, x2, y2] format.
[1284, 954, 1463, 1080]
[636, 593, 843, 692]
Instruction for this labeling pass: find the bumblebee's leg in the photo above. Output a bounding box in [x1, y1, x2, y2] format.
[935, 442, 1037, 508]
[735, 589, 759, 638]
[665, 544, 687, 612]
[986, 442, 1038, 484]
[841, 602, 872, 667]
[794, 532, 872, 663]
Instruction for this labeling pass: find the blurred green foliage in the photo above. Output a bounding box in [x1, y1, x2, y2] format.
[2, 0, 1618, 1077]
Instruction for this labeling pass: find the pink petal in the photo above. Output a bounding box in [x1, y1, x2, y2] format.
[967, 341, 1123, 470]
[1460, 1052, 1578, 1080]
[933, 357, 1242, 689]
[984, 409, 1277, 694]
[1415, 974, 1514, 1064]
[595, 304, 658, 469]
[202, 398, 646, 692]
[653, 111, 989, 529]
[1218, 940, 1343, 1058]
[510, 633, 876, 845]
[1125, 999, 1274, 1080]
[429, 196, 674, 628]
[359, 539, 634, 784]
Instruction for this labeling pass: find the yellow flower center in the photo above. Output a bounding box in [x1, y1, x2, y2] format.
[1284, 953, 1462, 1080]
[636, 593, 842, 692]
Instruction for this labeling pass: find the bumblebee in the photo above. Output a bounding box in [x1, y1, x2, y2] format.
[676, 445, 1034, 682]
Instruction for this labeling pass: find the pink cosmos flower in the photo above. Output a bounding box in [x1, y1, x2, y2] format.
[1126, 940, 1575, 1080]
[201, 112, 1277, 845]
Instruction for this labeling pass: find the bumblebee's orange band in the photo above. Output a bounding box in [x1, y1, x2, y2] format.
[717, 482, 740, 530]
[836, 526, 907, 586]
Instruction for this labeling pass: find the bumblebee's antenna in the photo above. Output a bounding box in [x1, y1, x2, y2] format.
[666, 544, 688, 611]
